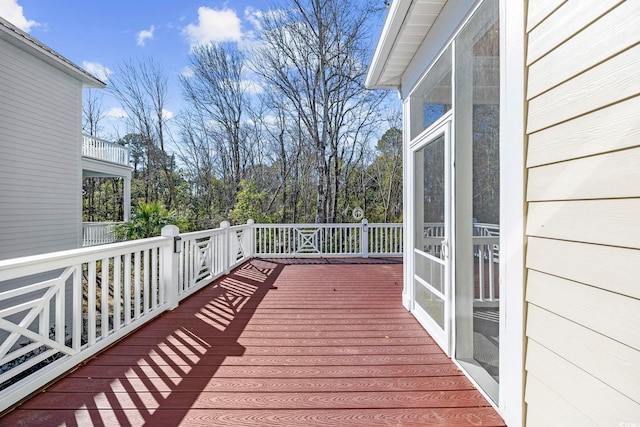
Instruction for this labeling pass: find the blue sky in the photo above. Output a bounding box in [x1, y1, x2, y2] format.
[0, 0, 387, 140]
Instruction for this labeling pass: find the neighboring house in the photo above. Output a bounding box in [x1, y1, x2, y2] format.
[0, 17, 131, 260]
[367, 0, 640, 425]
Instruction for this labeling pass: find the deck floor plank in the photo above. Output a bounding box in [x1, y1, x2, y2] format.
[0, 258, 505, 426]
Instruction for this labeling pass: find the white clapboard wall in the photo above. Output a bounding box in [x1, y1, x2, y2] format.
[524, 0, 640, 424]
[0, 36, 83, 261]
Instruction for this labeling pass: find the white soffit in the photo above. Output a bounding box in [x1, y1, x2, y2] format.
[366, 0, 446, 90]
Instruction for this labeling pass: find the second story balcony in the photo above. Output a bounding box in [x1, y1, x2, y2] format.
[82, 134, 130, 167]
[81, 135, 132, 230]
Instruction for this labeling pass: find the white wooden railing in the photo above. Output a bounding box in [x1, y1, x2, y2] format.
[176, 221, 254, 300]
[368, 222, 404, 256]
[0, 220, 400, 412]
[474, 236, 499, 302]
[82, 222, 126, 247]
[473, 223, 499, 302]
[254, 220, 403, 257]
[0, 236, 171, 413]
[82, 134, 129, 166]
[424, 222, 499, 238]
[423, 222, 500, 302]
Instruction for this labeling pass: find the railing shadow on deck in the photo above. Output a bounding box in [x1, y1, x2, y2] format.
[0, 258, 285, 426]
[0, 220, 404, 418]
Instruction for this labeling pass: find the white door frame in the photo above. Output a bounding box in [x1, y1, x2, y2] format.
[409, 116, 454, 355]
[498, 0, 525, 423]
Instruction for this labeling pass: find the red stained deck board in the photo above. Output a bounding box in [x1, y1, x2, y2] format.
[85, 353, 453, 367]
[1, 258, 504, 427]
[68, 363, 466, 380]
[1, 408, 506, 427]
[49, 376, 474, 394]
[21, 389, 490, 410]
[103, 344, 442, 357]
[111, 336, 437, 347]
[129, 322, 425, 333]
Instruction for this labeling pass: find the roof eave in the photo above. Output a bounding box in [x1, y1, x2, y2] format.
[365, 0, 412, 90]
[0, 17, 105, 88]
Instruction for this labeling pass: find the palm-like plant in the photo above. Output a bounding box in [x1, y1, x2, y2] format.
[117, 201, 177, 240]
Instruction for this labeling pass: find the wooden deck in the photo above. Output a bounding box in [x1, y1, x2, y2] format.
[1, 258, 505, 426]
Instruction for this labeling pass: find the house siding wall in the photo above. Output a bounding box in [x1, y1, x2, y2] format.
[0, 38, 82, 261]
[524, 0, 640, 424]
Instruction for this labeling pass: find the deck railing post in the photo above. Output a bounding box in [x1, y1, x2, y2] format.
[123, 177, 131, 222]
[361, 219, 369, 258]
[244, 219, 255, 259]
[162, 225, 180, 310]
[221, 221, 231, 274]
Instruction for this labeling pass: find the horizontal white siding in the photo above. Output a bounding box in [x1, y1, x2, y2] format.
[526, 340, 640, 425]
[0, 38, 82, 260]
[526, 0, 627, 68]
[525, 0, 565, 32]
[527, 146, 640, 201]
[527, 44, 640, 132]
[527, 96, 640, 167]
[527, 199, 640, 249]
[527, 237, 640, 300]
[524, 0, 640, 424]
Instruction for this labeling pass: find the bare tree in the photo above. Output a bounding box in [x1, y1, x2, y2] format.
[82, 89, 105, 137]
[368, 125, 403, 222]
[253, 0, 387, 223]
[109, 58, 176, 209]
[246, 91, 298, 222]
[181, 43, 250, 201]
[176, 113, 223, 228]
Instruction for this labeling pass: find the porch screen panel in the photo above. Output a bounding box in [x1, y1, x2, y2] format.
[414, 134, 446, 328]
[454, 0, 500, 403]
[410, 46, 452, 139]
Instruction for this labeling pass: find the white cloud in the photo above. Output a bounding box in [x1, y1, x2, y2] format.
[183, 7, 242, 48]
[243, 7, 279, 32]
[105, 107, 127, 119]
[136, 25, 155, 47]
[0, 0, 39, 32]
[261, 115, 279, 126]
[82, 61, 112, 82]
[162, 109, 175, 121]
[180, 66, 194, 79]
[243, 7, 261, 30]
